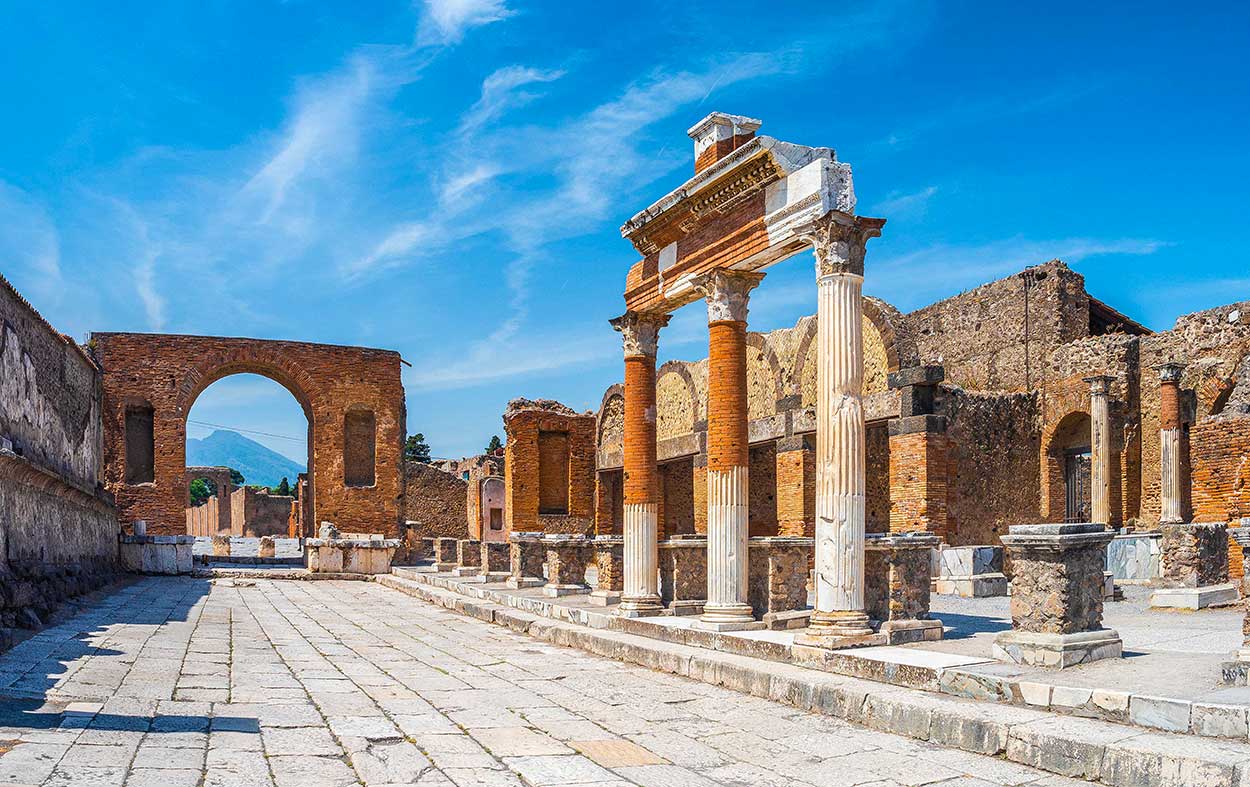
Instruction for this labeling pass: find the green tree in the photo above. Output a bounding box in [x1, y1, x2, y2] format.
[189, 477, 216, 507]
[229, 468, 244, 486]
[405, 433, 432, 463]
[485, 435, 503, 453]
[273, 477, 292, 497]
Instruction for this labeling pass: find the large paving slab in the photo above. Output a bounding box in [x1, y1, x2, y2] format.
[0, 576, 1074, 786]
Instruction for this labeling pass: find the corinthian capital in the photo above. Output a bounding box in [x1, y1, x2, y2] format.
[610, 311, 671, 358]
[797, 211, 886, 278]
[690, 269, 765, 324]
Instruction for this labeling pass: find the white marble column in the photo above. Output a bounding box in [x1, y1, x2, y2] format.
[611, 311, 670, 617]
[1158, 363, 1186, 525]
[1085, 375, 1115, 527]
[692, 270, 762, 629]
[801, 212, 884, 641]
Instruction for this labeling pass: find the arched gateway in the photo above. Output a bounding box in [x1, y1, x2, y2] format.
[92, 333, 405, 536]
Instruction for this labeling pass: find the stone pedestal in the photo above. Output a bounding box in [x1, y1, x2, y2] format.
[507, 532, 546, 588]
[434, 537, 458, 573]
[306, 538, 399, 574]
[865, 532, 943, 644]
[660, 537, 709, 616]
[993, 524, 1121, 668]
[453, 539, 482, 578]
[1150, 522, 1236, 610]
[933, 545, 1008, 597]
[1106, 531, 1162, 584]
[543, 535, 591, 597]
[747, 537, 813, 618]
[211, 535, 231, 557]
[480, 540, 511, 581]
[258, 536, 276, 559]
[590, 535, 624, 606]
[120, 535, 195, 575]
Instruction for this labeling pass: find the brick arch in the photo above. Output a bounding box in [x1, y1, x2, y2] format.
[745, 333, 784, 420]
[794, 298, 905, 405]
[1041, 409, 1092, 522]
[656, 361, 699, 440]
[597, 385, 625, 459]
[93, 332, 405, 536]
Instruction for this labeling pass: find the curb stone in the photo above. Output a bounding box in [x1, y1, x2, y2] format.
[377, 572, 1250, 787]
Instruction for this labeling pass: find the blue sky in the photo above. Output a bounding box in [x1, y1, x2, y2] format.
[2, 1, 1247, 462]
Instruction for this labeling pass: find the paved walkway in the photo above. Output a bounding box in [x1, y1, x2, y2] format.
[0, 578, 1079, 786]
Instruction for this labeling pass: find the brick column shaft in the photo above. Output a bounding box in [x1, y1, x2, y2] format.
[612, 311, 669, 616]
[693, 270, 762, 627]
[1159, 363, 1185, 525]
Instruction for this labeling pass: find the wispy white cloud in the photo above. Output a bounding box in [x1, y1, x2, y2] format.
[0, 181, 62, 295]
[872, 185, 938, 218]
[418, 0, 514, 45]
[458, 65, 565, 136]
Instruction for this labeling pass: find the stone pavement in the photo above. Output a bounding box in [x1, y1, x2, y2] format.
[0, 577, 1078, 786]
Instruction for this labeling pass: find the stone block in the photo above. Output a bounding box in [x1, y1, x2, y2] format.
[1149, 582, 1239, 610]
[257, 536, 276, 559]
[1106, 532, 1162, 583]
[507, 532, 546, 587]
[543, 535, 591, 596]
[481, 540, 510, 574]
[590, 535, 623, 604]
[1128, 694, 1192, 733]
[993, 629, 1122, 669]
[434, 537, 458, 572]
[1160, 522, 1229, 588]
[1190, 702, 1249, 738]
[865, 532, 943, 643]
[211, 535, 231, 557]
[746, 537, 812, 617]
[659, 538, 706, 614]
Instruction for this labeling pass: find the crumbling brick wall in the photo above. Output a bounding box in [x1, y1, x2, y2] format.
[658, 456, 694, 538]
[403, 460, 470, 539]
[941, 387, 1041, 545]
[229, 487, 292, 537]
[0, 275, 120, 639]
[91, 332, 405, 536]
[505, 399, 595, 534]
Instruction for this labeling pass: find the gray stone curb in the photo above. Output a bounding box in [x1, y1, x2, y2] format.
[377, 572, 1250, 787]
[391, 567, 1249, 743]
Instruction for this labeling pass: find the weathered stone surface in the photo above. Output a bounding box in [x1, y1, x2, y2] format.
[1002, 525, 1111, 635]
[746, 537, 812, 617]
[659, 538, 707, 612]
[1161, 522, 1228, 588]
[508, 533, 545, 585]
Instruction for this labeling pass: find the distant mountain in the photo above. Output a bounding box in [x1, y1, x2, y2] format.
[186, 430, 306, 489]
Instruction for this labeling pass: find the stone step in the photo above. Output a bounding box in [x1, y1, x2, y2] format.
[377, 572, 1250, 787]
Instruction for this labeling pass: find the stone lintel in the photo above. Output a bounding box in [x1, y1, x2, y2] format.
[865, 532, 942, 551]
[888, 365, 945, 390]
[887, 414, 948, 436]
[776, 433, 815, 454]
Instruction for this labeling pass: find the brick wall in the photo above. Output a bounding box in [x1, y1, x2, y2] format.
[775, 438, 814, 538]
[887, 430, 947, 538]
[866, 424, 890, 535]
[92, 332, 405, 536]
[504, 400, 595, 534]
[747, 442, 777, 536]
[229, 487, 291, 537]
[658, 456, 695, 538]
[403, 460, 470, 539]
[1192, 414, 1250, 578]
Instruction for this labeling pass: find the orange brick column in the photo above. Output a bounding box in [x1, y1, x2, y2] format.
[611, 311, 670, 616]
[692, 270, 763, 629]
[795, 212, 885, 648]
[1158, 363, 1186, 525]
[887, 366, 949, 539]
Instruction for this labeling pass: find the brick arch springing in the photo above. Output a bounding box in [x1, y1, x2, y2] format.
[656, 361, 700, 439]
[745, 333, 785, 419]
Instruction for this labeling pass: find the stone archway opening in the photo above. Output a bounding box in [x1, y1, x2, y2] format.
[186, 373, 310, 538]
[1045, 411, 1093, 523]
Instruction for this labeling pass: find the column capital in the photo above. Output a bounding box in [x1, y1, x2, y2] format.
[610, 311, 670, 358]
[690, 269, 764, 324]
[1083, 375, 1116, 396]
[796, 211, 886, 278]
[1157, 362, 1186, 384]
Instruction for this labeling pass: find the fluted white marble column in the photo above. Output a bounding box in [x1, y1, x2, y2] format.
[802, 212, 884, 639]
[692, 270, 762, 628]
[611, 311, 670, 617]
[1158, 363, 1186, 525]
[1085, 375, 1115, 527]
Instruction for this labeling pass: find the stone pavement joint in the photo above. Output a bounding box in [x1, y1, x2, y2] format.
[0, 576, 1096, 787]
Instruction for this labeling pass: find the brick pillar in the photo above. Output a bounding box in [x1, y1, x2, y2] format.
[795, 211, 885, 648]
[611, 311, 670, 617]
[692, 454, 708, 535]
[775, 434, 815, 538]
[691, 270, 763, 628]
[1158, 363, 1186, 525]
[887, 366, 949, 539]
[1085, 376, 1116, 527]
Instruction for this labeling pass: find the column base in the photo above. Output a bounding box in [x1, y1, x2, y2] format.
[481, 571, 510, 584]
[434, 562, 457, 573]
[691, 618, 766, 632]
[616, 595, 664, 617]
[992, 629, 1122, 669]
[504, 577, 545, 589]
[793, 630, 887, 650]
[543, 584, 591, 598]
[879, 618, 944, 644]
[1149, 583, 1238, 610]
[587, 590, 621, 607]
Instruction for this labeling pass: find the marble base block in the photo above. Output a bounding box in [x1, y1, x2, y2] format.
[992, 629, 1123, 669]
[1149, 583, 1239, 610]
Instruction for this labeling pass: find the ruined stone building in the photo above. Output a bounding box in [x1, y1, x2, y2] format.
[593, 260, 1250, 555]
